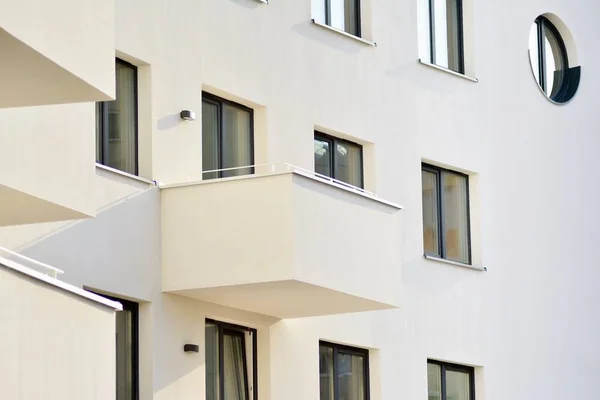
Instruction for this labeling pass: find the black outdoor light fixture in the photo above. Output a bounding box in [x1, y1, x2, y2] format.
[180, 110, 196, 121]
[183, 343, 199, 353]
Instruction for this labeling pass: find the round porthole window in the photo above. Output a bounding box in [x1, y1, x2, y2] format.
[528, 15, 581, 104]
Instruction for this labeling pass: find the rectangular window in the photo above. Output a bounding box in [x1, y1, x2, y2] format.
[421, 164, 471, 264]
[202, 93, 254, 180]
[96, 59, 138, 175]
[314, 132, 364, 189]
[428, 0, 464, 73]
[206, 319, 258, 400]
[427, 360, 475, 400]
[324, 0, 361, 36]
[319, 341, 369, 400]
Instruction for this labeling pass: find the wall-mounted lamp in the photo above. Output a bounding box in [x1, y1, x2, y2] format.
[180, 110, 196, 121]
[184, 343, 200, 353]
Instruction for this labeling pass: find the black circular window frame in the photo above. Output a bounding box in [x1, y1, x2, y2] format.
[531, 16, 580, 104]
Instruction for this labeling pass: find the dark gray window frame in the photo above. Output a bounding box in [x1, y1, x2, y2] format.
[530, 16, 580, 103]
[205, 318, 258, 400]
[98, 294, 139, 400]
[202, 92, 255, 179]
[427, 359, 475, 400]
[422, 163, 472, 264]
[314, 131, 364, 189]
[428, 0, 465, 74]
[319, 341, 370, 400]
[96, 58, 139, 175]
[324, 0, 361, 37]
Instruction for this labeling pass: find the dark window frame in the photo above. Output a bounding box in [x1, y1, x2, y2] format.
[202, 92, 255, 179]
[206, 318, 258, 400]
[100, 294, 139, 400]
[422, 163, 472, 264]
[319, 340, 370, 400]
[530, 16, 579, 103]
[96, 58, 139, 175]
[428, 0, 465, 74]
[324, 0, 362, 37]
[314, 131, 364, 189]
[427, 359, 475, 400]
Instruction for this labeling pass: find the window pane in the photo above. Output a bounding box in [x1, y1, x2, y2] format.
[528, 22, 540, 86]
[427, 363, 442, 400]
[205, 323, 220, 400]
[446, 370, 471, 400]
[319, 345, 334, 400]
[442, 171, 469, 263]
[445, 0, 462, 72]
[106, 62, 136, 175]
[337, 353, 365, 400]
[222, 104, 253, 178]
[223, 332, 248, 400]
[544, 24, 565, 98]
[202, 100, 220, 180]
[116, 307, 134, 400]
[96, 103, 103, 164]
[314, 138, 332, 178]
[422, 170, 440, 257]
[334, 141, 363, 188]
[328, 0, 359, 36]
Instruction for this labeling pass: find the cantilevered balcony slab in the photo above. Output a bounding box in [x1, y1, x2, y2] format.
[0, 0, 115, 108]
[161, 168, 403, 318]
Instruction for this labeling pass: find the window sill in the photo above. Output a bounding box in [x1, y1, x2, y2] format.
[424, 254, 487, 271]
[418, 59, 479, 83]
[256, 0, 268, 3]
[311, 19, 377, 47]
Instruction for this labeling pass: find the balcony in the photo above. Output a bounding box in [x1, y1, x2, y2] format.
[161, 164, 403, 318]
[0, 0, 115, 108]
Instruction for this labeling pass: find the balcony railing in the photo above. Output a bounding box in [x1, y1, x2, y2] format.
[0, 247, 64, 279]
[165, 162, 402, 209]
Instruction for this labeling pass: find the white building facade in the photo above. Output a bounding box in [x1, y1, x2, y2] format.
[0, 0, 599, 399]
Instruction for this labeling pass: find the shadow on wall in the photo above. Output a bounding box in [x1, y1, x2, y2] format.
[0, 187, 161, 302]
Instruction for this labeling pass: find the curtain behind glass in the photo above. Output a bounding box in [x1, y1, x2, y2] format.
[314, 138, 332, 178]
[337, 353, 365, 400]
[446, 370, 470, 400]
[106, 62, 136, 174]
[344, 0, 359, 36]
[445, 0, 462, 72]
[223, 332, 248, 400]
[222, 104, 252, 178]
[442, 171, 469, 263]
[116, 308, 133, 400]
[334, 141, 363, 188]
[427, 363, 442, 400]
[319, 346, 334, 400]
[202, 101, 220, 180]
[422, 170, 440, 257]
[206, 324, 220, 400]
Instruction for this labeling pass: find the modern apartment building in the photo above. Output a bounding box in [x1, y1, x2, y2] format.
[1, 0, 598, 399]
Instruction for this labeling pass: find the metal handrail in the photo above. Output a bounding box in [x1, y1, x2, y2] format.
[0, 246, 64, 279]
[194, 162, 379, 198]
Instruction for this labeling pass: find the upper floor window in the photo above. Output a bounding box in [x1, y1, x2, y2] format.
[324, 0, 361, 36]
[528, 15, 580, 104]
[427, 360, 475, 400]
[206, 319, 257, 400]
[314, 132, 363, 189]
[421, 164, 470, 264]
[96, 59, 138, 175]
[202, 93, 254, 180]
[428, 0, 464, 73]
[320, 341, 369, 400]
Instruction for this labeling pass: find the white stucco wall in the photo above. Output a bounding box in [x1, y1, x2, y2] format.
[1, 0, 599, 399]
[0, 265, 117, 400]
